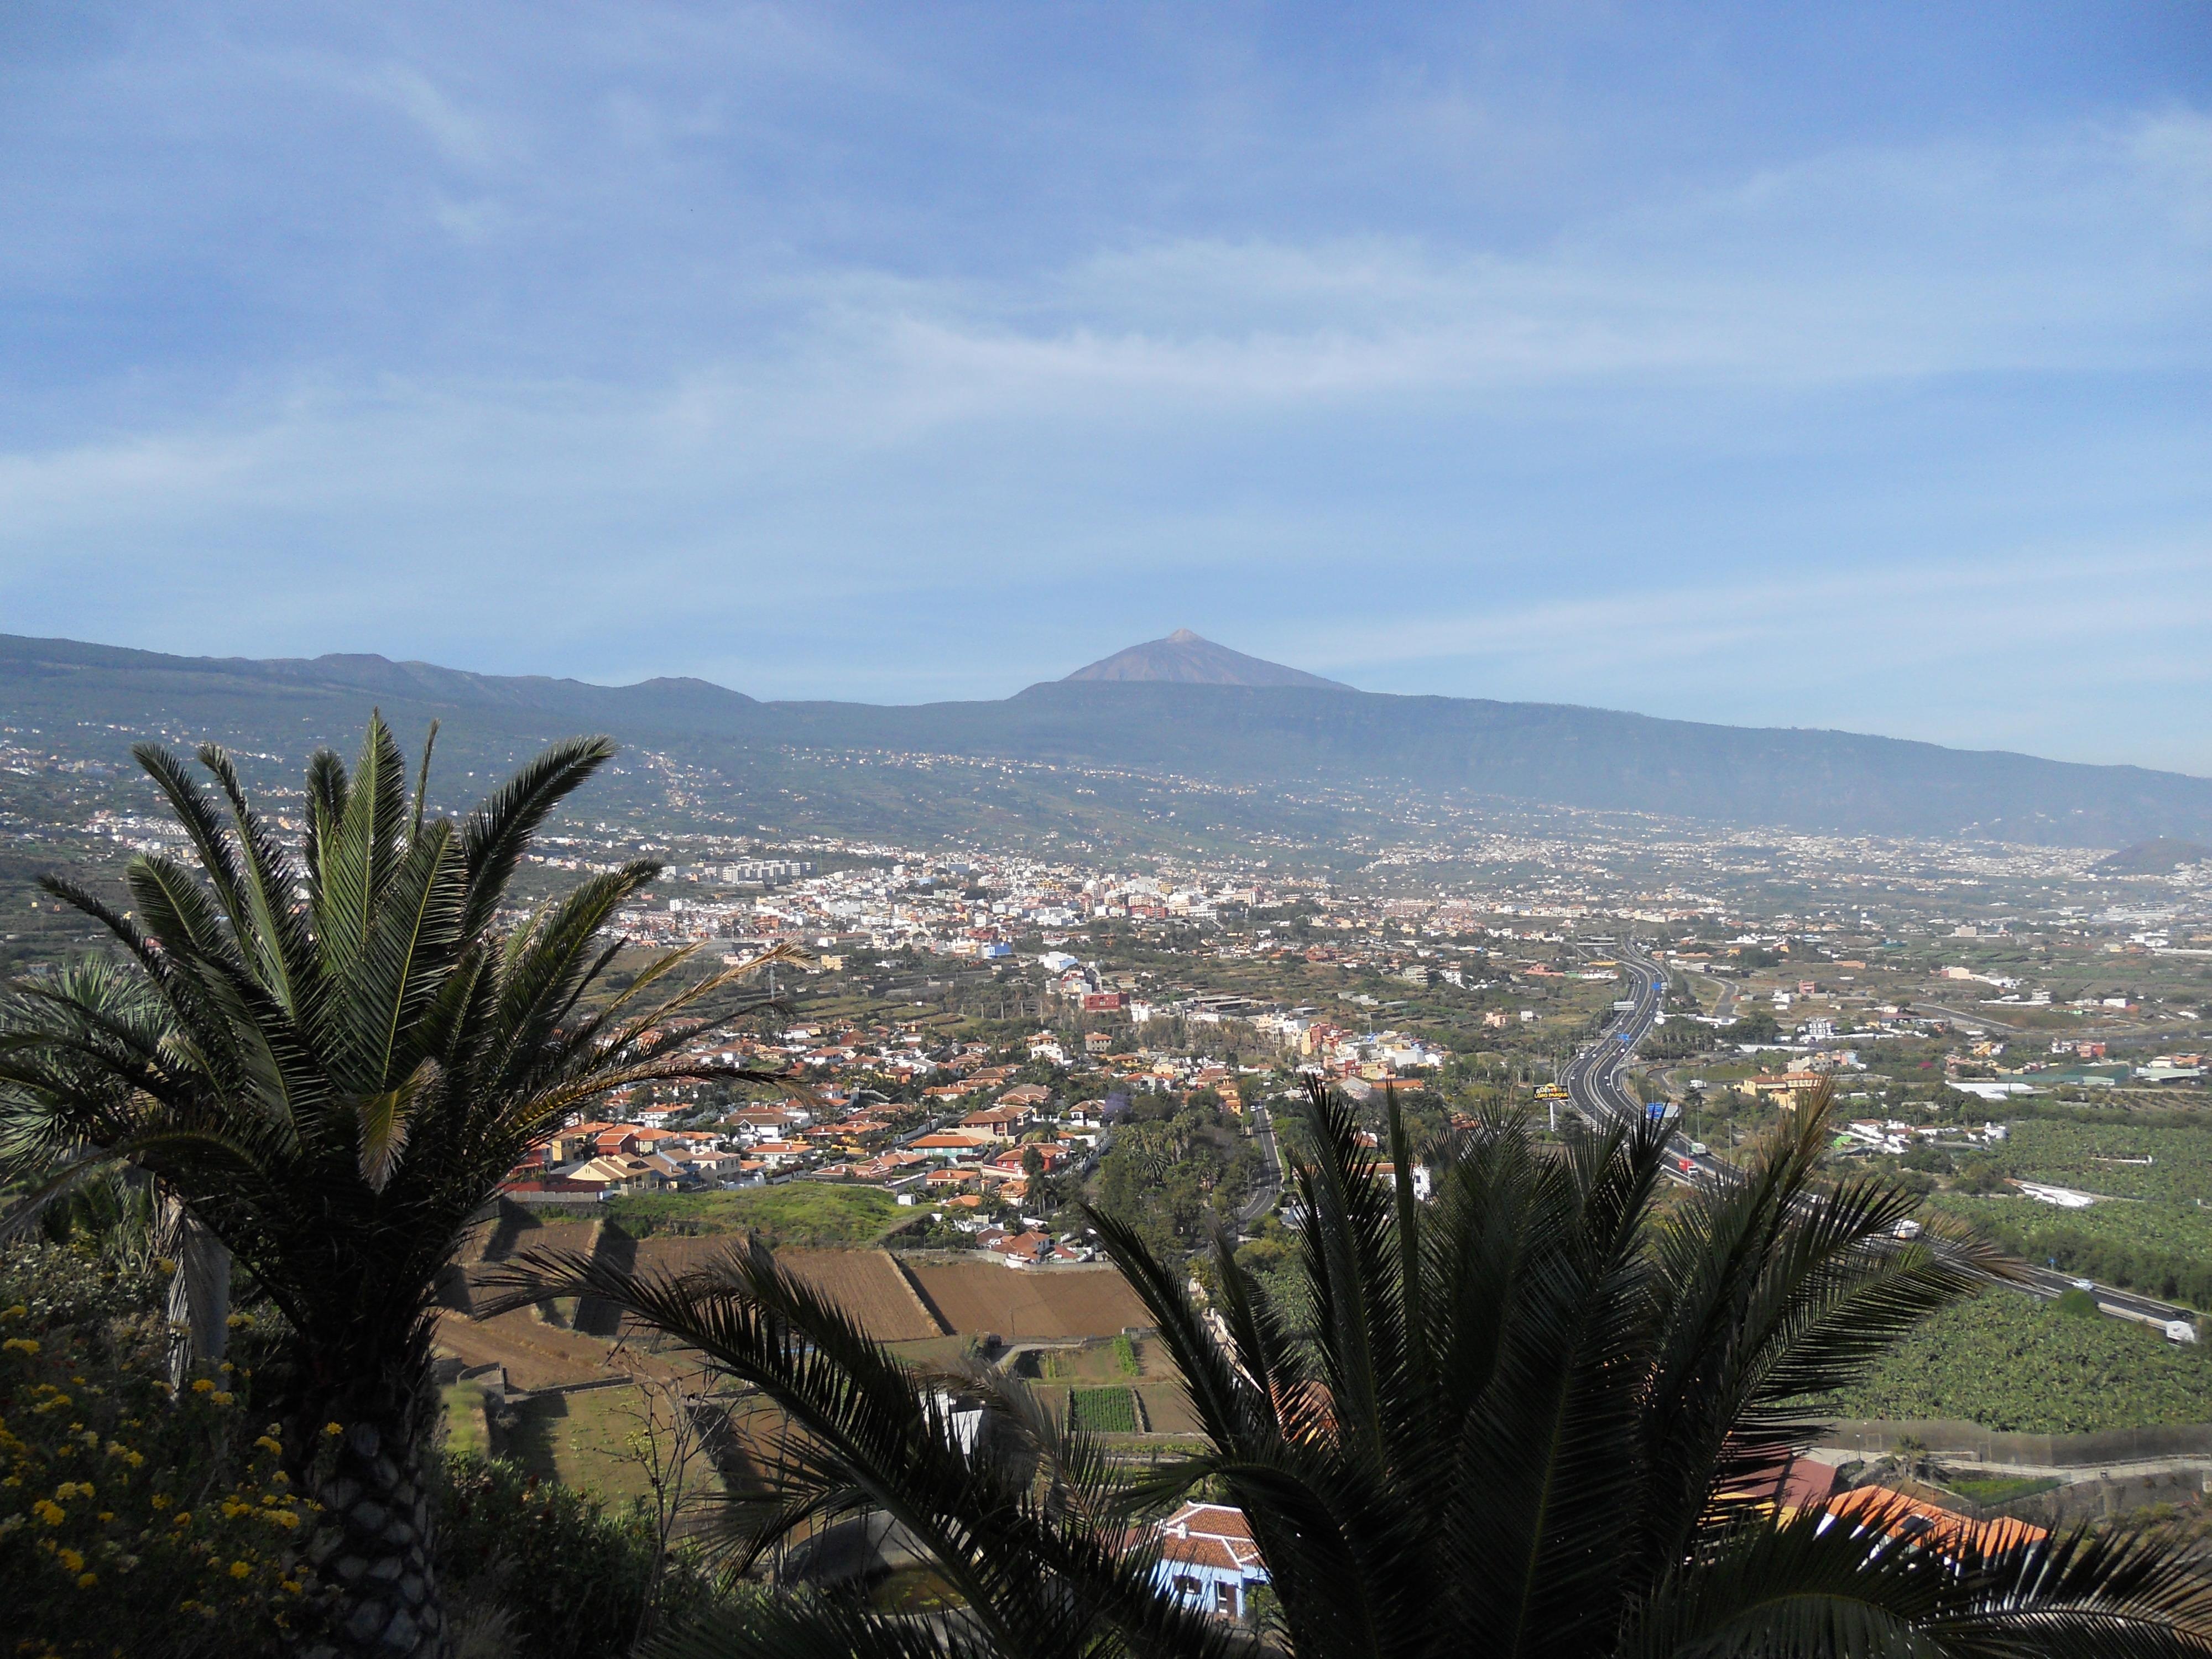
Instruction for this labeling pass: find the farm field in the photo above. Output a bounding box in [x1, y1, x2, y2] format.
[624, 1241, 948, 1342]
[904, 1261, 1149, 1340]
[1133, 1382, 1201, 1435]
[1066, 1386, 1139, 1433]
[439, 1380, 490, 1455]
[1040, 1335, 1139, 1380]
[496, 1384, 659, 1503]
[602, 1183, 910, 1245]
[1933, 1195, 2212, 1311]
[1820, 1291, 2212, 1433]
[1983, 1119, 2212, 1204]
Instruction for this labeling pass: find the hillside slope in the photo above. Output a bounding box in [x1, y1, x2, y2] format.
[4, 633, 2208, 847]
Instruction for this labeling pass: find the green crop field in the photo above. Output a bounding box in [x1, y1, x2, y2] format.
[1933, 1194, 2212, 1310]
[1985, 1119, 2212, 1203]
[1818, 1291, 2212, 1434]
[602, 1183, 906, 1245]
[1067, 1386, 1139, 1434]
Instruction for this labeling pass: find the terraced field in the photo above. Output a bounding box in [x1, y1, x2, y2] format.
[904, 1261, 1149, 1340]
[628, 1241, 948, 1342]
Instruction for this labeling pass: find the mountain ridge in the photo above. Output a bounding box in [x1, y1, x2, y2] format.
[2, 632, 2208, 848]
[1061, 628, 1353, 691]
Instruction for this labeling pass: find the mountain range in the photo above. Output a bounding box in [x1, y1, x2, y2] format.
[4, 630, 2209, 850]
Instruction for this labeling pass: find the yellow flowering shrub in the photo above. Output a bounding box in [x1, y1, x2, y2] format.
[0, 1243, 317, 1656]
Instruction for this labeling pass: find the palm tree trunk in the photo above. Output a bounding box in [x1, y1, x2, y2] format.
[297, 1401, 448, 1659]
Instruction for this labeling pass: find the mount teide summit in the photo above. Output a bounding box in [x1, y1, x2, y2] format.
[4, 631, 2211, 847]
[1062, 629, 1353, 691]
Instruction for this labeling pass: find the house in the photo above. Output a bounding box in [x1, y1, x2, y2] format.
[987, 1142, 1073, 1176]
[1749, 1072, 1825, 1103]
[501, 1172, 608, 1206]
[981, 1227, 1091, 1267]
[749, 1140, 813, 1170]
[1152, 1502, 1268, 1621]
[547, 1121, 624, 1163]
[998, 1083, 1053, 1112]
[679, 1147, 752, 1184]
[1820, 1485, 2047, 1557]
[959, 1105, 1028, 1140]
[550, 1154, 682, 1194]
[1371, 1162, 1433, 1202]
[910, 1130, 996, 1161]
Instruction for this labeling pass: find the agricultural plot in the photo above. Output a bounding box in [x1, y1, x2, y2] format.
[604, 1183, 907, 1245]
[1133, 1383, 1201, 1436]
[1819, 1292, 2212, 1434]
[1041, 1335, 1139, 1380]
[439, 1380, 491, 1456]
[628, 1241, 948, 1342]
[1066, 1387, 1140, 1434]
[905, 1261, 1149, 1340]
[1986, 1119, 2212, 1204]
[494, 1384, 660, 1503]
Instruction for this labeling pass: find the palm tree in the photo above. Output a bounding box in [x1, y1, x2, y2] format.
[0, 716, 789, 1658]
[508, 1079, 2212, 1658]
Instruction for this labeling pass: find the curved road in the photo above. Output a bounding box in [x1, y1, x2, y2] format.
[1238, 1091, 1286, 1225]
[1558, 940, 2199, 1335]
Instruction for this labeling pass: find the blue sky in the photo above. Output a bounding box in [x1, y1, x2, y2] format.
[3, 3, 2209, 770]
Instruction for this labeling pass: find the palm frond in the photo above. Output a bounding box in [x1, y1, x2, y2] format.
[338, 818, 466, 1091]
[129, 741, 254, 940]
[196, 741, 319, 1024]
[457, 733, 616, 938]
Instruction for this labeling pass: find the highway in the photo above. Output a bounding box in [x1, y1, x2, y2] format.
[1238, 1090, 1286, 1226]
[1559, 939, 1721, 1185]
[1555, 940, 2200, 1337]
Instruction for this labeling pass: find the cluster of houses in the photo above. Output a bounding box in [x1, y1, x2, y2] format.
[501, 1025, 1132, 1213]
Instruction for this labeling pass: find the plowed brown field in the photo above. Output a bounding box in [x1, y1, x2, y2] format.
[904, 1262, 1147, 1340]
[626, 1240, 947, 1342]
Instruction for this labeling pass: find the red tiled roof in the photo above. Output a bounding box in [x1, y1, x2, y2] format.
[1823, 1485, 2048, 1556]
[1157, 1502, 1264, 1573]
